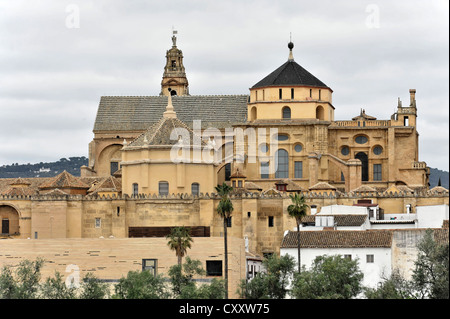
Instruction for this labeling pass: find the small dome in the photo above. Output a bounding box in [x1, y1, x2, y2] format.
[288, 42, 294, 50]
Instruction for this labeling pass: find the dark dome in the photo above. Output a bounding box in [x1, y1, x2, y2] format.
[252, 60, 329, 89]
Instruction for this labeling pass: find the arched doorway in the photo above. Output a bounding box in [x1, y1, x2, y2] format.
[0, 205, 20, 235]
[355, 152, 368, 181]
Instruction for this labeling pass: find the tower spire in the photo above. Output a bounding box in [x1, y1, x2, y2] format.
[160, 30, 189, 96]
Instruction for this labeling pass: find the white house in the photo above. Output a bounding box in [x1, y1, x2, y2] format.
[280, 230, 393, 289]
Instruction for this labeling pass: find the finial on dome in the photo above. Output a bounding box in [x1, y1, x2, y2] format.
[288, 33, 294, 61]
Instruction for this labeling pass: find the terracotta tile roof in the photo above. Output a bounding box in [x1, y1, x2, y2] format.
[309, 182, 336, 190]
[38, 171, 90, 190]
[9, 177, 31, 186]
[302, 214, 368, 227]
[351, 185, 376, 193]
[87, 176, 122, 195]
[281, 230, 393, 249]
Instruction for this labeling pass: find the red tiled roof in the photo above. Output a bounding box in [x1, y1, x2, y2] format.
[281, 230, 393, 249]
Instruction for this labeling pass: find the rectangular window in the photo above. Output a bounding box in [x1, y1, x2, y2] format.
[373, 164, 382, 181]
[279, 88, 282, 100]
[294, 161, 303, 178]
[366, 255, 374, 263]
[319, 89, 321, 100]
[110, 161, 119, 175]
[268, 216, 274, 227]
[206, 260, 223, 276]
[191, 183, 200, 196]
[95, 218, 101, 228]
[142, 259, 158, 275]
[238, 180, 242, 188]
[260, 162, 269, 179]
[344, 254, 352, 260]
[310, 89, 312, 98]
[159, 181, 169, 196]
[404, 116, 409, 126]
[132, 183, 138, 196]
[291, 88, 294, 99]
[226, 217, 232, 228]
[232, 180, 236, 188]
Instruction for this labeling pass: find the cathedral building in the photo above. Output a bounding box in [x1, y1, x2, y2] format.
[82, 32, 429, 196]
[0, 32, 446, 275]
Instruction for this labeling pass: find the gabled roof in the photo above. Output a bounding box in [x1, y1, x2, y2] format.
[38, 171, 90, 190]
[281, 230, 393, 249]
[252, 60, 329, 89]
[126, 115, 206, 148]
[93, 95, 249, 132]
[87, 176, 122, 195]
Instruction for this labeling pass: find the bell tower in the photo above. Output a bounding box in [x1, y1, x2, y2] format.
[160, 30, 189, 96]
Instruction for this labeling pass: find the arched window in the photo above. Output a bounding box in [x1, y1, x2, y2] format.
[132, 183, 138, 196]
[355, 152, 368, 181]
[159, 181, 169, 196]
[275, 149, 289, 178]
[316, 105, 325, 120]
[191, 183, 200, 196]
[282, 107, 291, 119]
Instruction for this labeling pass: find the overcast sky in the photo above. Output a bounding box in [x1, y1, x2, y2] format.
[0, 0, 448, 171]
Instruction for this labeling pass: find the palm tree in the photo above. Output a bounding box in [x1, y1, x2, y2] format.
[215, 182, 234, 299]
[166, 226, 193, 267]
[287, 192, 309, 273]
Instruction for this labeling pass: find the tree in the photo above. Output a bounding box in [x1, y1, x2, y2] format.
[166, 226, 194, 267]
[0, 258, 45, 299]
[364, 269, 414, 299]
[79, 272, 110, 299]
[238, 254, 295, 299]
[290, 254, 364, 299]
[113, 270, 169, 299]
[412, 228, 449, 299]
[40, 271, 77, 299]
[287, 193, 309, 272]
[168, 257, 225, 299]
[215, 182, 234, 298]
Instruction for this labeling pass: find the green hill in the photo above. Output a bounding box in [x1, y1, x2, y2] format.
[0, 157, 88, 178]
[0, 157, 448, 190]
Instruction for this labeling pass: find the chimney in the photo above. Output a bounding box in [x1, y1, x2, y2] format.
[409, 89, 416, 107]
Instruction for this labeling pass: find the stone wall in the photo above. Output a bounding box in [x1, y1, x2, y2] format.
[0, 237, 246, 298]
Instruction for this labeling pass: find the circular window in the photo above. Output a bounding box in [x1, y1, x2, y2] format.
[341, 146, 350, 156]
[373, 146, 383, 155]
[294, 144, 303, 152]
[355, 136, 368, 144]
[260, 144, 269, 153]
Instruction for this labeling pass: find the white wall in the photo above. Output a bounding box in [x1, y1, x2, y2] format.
[416, 204, 449, 228]
[317, 205, 368, 215]
[281, 247, 392, 289]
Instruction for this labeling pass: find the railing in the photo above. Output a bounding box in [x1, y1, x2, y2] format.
[332, 120, 390, 127]
[413, 161, 427, 169]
